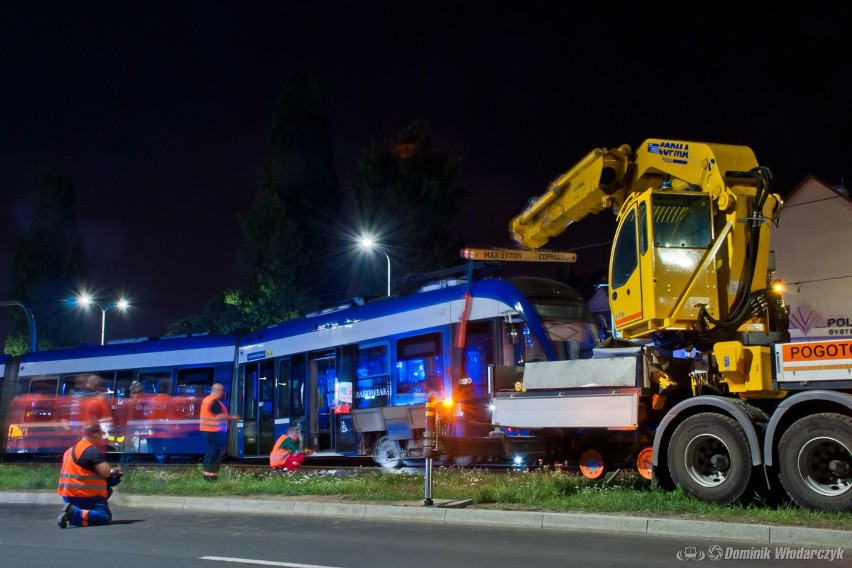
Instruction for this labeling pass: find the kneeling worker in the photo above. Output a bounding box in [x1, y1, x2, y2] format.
[57, 423, 123, 528]
[270, 427, 311, 472]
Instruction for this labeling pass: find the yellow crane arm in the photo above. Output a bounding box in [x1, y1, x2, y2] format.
[510, 144, 633, 249]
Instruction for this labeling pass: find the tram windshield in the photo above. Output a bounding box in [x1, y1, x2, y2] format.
[505, 310, 600, 364]
[536, 302, 600, 360]
[542, 319, 599, 360]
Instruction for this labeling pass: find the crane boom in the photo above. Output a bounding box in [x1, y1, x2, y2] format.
[510, 139, 786, 357]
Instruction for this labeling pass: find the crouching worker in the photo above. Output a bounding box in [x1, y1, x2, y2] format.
[270, 428, 310, 472]
[56, 423, 123, 528]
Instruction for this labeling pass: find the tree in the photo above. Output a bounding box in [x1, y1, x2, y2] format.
[4, 173, 87, 352]
[170, 69, 342, 334]
[351, 118, 466, 292]
[238, 68, 341, 320]
[269, 69, 339, 267]
[167, 184, 307, 335]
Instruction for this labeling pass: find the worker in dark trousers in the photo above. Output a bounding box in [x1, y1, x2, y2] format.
[199, 383, 239, 480]
[56, 423, 123, 528]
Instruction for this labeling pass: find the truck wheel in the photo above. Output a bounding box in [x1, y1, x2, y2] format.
[579, 448, 608, 480]
[778, 413, 852, 511]
[373, 436, 403, 469]
[636, 446, 654, 481]
[667, 413, 752, 504]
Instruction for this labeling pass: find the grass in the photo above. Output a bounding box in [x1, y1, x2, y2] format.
[3, 463, 849, 531]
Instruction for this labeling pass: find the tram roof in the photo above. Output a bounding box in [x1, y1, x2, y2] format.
[16, 333, 238, 364]
[237, 276, 583, 346]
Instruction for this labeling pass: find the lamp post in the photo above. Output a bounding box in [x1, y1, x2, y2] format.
[76, 295, 130, 345]
[360, 237, 391, 297]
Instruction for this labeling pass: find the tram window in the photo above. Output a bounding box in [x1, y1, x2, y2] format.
[354, 343, 390, 409]
[13, 380, 56, 422]
[278, 359, 292, 419]
[57, 376, 74, 396]
[113, 370, 134, 399]
[137, 371, 173, 396]
[259, 359, 274, 415]
[395, 333, 443, 405]
[176, 367, 214, 397]
[290, 355, 306, 423]
[460, 323, 493, 399]
[28, 377, 58, 395]
[244, 362, 259, 421]
[60, 373, 107, 396]
[170, 367, 214, 419]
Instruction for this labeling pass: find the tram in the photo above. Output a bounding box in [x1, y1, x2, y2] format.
[231, 276, 599, 467]
[0, 334, 237, 457]
[1, 275, 600, 466]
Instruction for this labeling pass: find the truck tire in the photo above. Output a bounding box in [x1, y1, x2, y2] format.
[777, 413, 852, 511]
[667, 413, 752, 504]
[579, 447, 608, 480]
[373, 436, 403, 469]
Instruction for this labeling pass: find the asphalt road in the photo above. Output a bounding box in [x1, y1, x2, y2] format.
[4, 502, 849, 568]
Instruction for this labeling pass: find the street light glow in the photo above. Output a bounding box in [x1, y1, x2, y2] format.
[75, 294, 130, 345]
[359, 236, 391, 297]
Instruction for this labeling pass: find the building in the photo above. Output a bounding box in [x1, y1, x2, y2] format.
[771, 176, 852, 341]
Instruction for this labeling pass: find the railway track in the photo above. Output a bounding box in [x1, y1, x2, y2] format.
[2, 453, 592, 478]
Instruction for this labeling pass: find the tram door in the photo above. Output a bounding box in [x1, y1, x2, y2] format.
[308, 351, 336, 452]
[307, 349, 356, 454]
[241, 358, 276, 456]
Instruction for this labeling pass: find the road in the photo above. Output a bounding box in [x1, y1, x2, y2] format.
[2, 504, 848, 567]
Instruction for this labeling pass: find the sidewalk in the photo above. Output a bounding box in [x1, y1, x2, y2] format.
[3, 490, 849, 549]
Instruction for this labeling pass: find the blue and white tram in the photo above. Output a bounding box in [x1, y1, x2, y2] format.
[231, 276, 599, 467]
[0, 334, 237, 457]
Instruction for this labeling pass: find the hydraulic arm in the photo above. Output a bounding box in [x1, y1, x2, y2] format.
[510, 139, 787, 358]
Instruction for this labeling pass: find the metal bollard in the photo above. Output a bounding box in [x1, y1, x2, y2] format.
[423, 394, 436, 506]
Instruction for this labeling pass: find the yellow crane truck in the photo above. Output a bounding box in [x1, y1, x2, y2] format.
[491, 139, 851, 511]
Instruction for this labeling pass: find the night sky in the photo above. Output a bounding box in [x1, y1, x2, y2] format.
[1, 3, 849, 344]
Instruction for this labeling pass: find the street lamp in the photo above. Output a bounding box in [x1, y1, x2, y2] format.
[360, 237, 391, 297]
[76, 294, 130, 345]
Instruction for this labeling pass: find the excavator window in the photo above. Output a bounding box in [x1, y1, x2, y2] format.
[611, 208, 638, 289]
[651, 194, 712, 249]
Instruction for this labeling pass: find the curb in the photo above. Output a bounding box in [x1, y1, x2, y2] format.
[5, 491, 849, 549]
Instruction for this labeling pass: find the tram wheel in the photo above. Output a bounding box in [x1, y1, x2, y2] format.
[373, 436, 403, 469]
[579, 447, 608, 480]
[636, 446, 654, 481]
[452, 455, 476, 467]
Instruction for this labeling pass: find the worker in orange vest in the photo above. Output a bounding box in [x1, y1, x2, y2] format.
[56, 423, 123, 528]
[199, 383, 238, 480]
[269, 427, 310, 472]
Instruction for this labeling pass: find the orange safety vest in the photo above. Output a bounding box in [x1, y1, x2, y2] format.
[269, 434, 296, 469]
[199, 394, 228, 432]
[57, 440, 108, 498]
